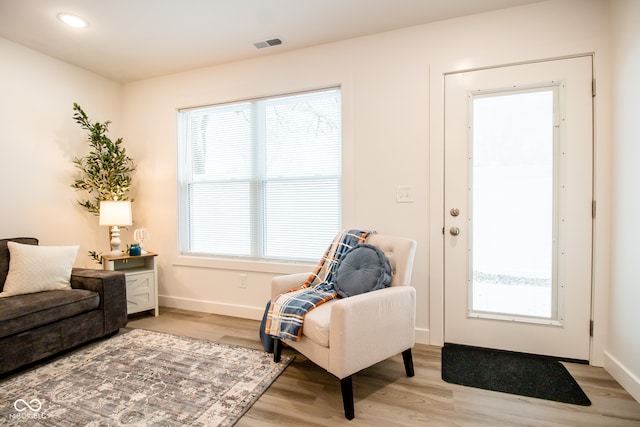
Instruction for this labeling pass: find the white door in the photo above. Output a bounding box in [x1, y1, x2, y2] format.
[444, 56, 593, 360]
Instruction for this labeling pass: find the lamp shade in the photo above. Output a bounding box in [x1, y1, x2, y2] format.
[99, 201, 132, 226]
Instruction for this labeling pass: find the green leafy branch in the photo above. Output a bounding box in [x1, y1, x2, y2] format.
[71, 103, 136, 214]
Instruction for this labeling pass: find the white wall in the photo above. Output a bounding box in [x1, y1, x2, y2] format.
[121, 22, 432, 332]
[606, 0, 640, 403]
[122, 0, 614, 357]
[0, 38, 122, 266]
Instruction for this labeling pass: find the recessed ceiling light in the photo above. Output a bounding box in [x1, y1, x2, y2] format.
[57, 13, 89, 28]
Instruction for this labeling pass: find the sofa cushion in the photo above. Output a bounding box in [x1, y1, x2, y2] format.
[0, 238, 38, 292]
[334, 244, 392, 298]
[302, 299, 336, 347]
[0, 289, 99, 339]
[0, 242, 79, 297]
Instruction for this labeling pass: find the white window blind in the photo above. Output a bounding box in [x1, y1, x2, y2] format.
[178, 88, 341, 262]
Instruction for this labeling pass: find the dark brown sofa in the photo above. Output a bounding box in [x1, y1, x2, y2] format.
[0, 237, 127, 376]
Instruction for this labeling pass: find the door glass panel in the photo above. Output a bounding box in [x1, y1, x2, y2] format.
[471, 88, 557, 319]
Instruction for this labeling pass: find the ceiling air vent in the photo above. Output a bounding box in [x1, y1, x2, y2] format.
[253, 38, 283, 49]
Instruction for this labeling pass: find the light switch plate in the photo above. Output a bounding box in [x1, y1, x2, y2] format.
[396, 186, 414, 203]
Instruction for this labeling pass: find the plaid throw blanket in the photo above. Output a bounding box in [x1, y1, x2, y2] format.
[264, 229, 372, 342]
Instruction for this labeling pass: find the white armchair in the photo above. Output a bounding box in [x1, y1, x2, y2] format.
[272, 234, 417, 419]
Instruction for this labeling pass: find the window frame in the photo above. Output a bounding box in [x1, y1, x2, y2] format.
[176, 87, 342, 264]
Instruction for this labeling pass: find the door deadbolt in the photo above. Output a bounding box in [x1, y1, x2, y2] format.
[449, 227, 460, 236]
[450, 208, 460, 217]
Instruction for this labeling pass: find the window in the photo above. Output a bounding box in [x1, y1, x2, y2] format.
[177, 88, 341, 262]
[471, 87, 557, 318]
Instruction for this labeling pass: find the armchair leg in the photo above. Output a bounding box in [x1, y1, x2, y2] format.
[273, 338, 282, 363]
[340, 376, 355, 420]
[402, 349, 415, 377]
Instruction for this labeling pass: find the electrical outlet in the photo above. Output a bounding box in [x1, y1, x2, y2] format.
[239, 274, 247, 289]
[396, 186, 414, 203]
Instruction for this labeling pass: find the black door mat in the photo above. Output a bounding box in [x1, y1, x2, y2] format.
[441, 343, 591, 406]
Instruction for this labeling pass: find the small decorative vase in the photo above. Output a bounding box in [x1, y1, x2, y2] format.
[129, 244, 141, 256]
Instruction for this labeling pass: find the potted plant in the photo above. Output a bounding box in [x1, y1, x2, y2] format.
[70, 103, 136, 260]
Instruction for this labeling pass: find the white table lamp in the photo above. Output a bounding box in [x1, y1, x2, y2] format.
[99, 200, 132, 256]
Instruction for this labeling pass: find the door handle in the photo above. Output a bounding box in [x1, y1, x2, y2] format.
[449, 227, 460, 236]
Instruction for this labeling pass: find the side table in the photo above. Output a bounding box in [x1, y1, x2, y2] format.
[102, 252, 158, 316]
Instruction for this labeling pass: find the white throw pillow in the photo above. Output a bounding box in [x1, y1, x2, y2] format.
[0, 242, 79, 298]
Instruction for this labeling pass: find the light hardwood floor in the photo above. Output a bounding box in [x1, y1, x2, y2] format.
[127, 307, 640, 426]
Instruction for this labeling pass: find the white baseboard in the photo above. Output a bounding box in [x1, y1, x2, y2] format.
[604, 351, 640, 403]
[158, 295, 265, 320]
[159, 295, 432, 345]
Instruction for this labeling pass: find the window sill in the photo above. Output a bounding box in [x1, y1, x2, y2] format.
[172, 254, 314, 275]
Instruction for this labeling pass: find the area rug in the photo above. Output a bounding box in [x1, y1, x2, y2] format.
[441, 343, 591, 406]
[0, 329, 294, 426]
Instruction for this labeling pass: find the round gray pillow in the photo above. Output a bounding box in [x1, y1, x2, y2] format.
[334, 244, 392, 298]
